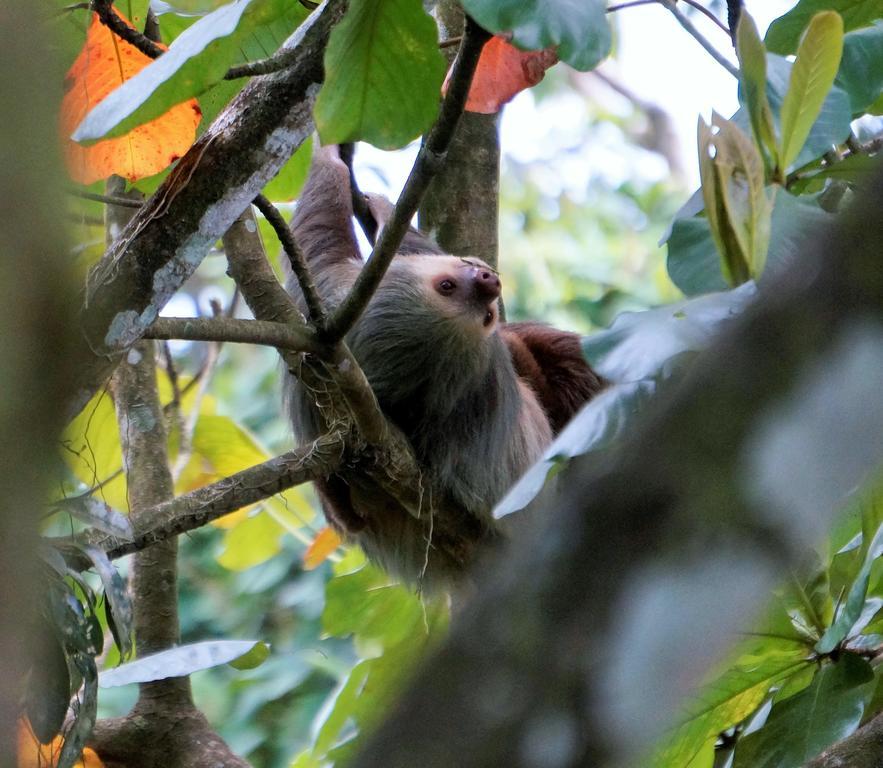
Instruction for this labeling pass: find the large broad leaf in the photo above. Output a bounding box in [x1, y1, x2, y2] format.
[310, 560, 448, 761]
[494, 381, 658, 518]
[779, 11, 845, 170]
[654, 642, 811, 767]
[99, 640, 269, 686]
[836, 21, 883, 113]
[314, 0, 446, 149]
[766, 0, 883, 55]
[583, 282, 756, 383]
[667, 218, 730, 296]
[761, 190, 836, 281]
[323, 562, 446, 647]
[61, 390, 128, 511]
[61, 12, 201, 182]
[667, 191, 834, 296]
[216, 509, 286, 570]
[733, 653, 874, 768]
[697, 115, 775, 286]
[498, 284, 756, 517]
[461, 0, 609, 71]
[74, 0, 301, 141]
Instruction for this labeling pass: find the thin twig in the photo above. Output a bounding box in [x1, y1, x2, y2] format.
[253, 194, 327, 328]
[339, 143, 378, 245]
[225, 47, 302, 79]
[55, 3, 90, 16]
[91, 0, 164, 59]
[144, 316, 321, 353]
[56, 434, 348, 569]
[325, 16, 492, 340]
[607, 0, 657, 12]
[68, 188, 143, 209]
[607, 0, 730, 37]
[682, 0, 730, 35]
[660, 0, 739, 78]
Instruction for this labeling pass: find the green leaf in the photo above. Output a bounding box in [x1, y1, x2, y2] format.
[667, 218, 729, 295]
[655, 642, 811, 767]
[314, 0, 447, 149]
[263, 135, 312, 200]
[779, 12, 845, 170]
[584, 282, 756, 383]
[698, 116, 773, 283]
[74, 0, 301, 141]
[712, 117, 774, 276]
[835, 21, 883, 113]
[817, 523, 883, 653]
[77, 544, 134, 657]
[461, 0, 611, 71]
[311, 638, 430, 758]
[733, 653, 874, 768]
[763, 190, 835, 278]
[736, 13, 778, 167]
[790, 152, 883, 190]
[766, 0, 883, 55]
[217, 509, 286, 570]
[227, 641, 271, 670]
[57, 653, 98, 768]
[99, 640, 267, 686]
[496, 380, 658, 518]
[323, 563, 446, 647]
[61, 390, 127, 511]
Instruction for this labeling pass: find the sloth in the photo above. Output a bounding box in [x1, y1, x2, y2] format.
[284, 144, 603, 585]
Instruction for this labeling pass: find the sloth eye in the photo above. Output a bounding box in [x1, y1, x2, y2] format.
[437, 279, 456, 295]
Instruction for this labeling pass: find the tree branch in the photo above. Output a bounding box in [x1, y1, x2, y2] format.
[57, 434, 346, 571]
[145, 316, 321, 353]
[224, 208, 426, 514]
[253, 194, 327, 328]
[660, 0, 740, 77]
[91, 0, 164, 59]
[70, 0, 345, 420]
[324, 15, 492, 340]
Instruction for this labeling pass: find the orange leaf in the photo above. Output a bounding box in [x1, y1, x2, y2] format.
[17, 719, 105, 768]
[303, 526, 342, 570]
[447, 36, 558, 114]
[60, 10, 201, 184]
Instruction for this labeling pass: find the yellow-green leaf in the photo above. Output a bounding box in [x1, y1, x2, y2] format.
[61, 391, 128, 511]
[779, 11, 845, 169]
[217, 509, 285, 570]
[736, 13, 778, 168]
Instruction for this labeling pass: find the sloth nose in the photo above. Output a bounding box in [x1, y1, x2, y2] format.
[474, 269, 501, 300]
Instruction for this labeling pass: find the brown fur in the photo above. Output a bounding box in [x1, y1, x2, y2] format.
[502, 322, 605, 434]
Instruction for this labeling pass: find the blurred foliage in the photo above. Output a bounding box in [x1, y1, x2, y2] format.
[43, 0, 883, 767]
